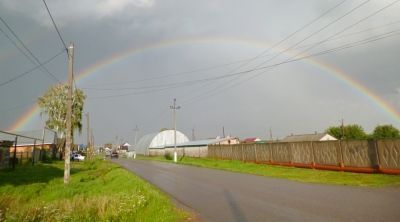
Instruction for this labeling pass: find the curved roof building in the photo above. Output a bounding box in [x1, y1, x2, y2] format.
[135, 130, 189, 155]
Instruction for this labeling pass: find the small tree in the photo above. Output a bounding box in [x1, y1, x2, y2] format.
[326, 124, 367, 140]
[38, 84, 86, 144]
[344, 124, 367, 140]
[372, 125, 400, 139]
[326, 126, 342, 139]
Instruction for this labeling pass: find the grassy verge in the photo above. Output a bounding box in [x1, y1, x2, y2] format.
[0, 159, 188, 221]
[137, 155, 400, 187]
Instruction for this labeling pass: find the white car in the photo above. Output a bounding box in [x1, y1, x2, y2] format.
[73, 154, 85, 161]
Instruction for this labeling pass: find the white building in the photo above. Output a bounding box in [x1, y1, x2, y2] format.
[162, 137, 240, 157]
[282, 133, 337, 142]
[135, 130, 189, 155]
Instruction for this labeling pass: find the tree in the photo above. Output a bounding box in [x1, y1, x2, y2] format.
[325, 124, 367, 140]
[344, 124, 367, 140]
[372, 125, 400, 139]
[326, 126, 342, 139]
[38, 84, 86, 140]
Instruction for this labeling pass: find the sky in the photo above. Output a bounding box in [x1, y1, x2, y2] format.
[0, 0, 399, 145]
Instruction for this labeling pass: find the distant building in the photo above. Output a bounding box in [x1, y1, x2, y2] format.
[242, 137, 262, 143]
[159, 137, 240, 157]
[120, 142, 131, 151]
[135, 130, 190, 155]
[282, 133, 337, 142]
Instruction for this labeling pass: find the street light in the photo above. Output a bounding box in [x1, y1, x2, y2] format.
[170, 98, 180, 162]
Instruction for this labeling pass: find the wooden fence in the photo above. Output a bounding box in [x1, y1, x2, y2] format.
[208, 139, 400, 174]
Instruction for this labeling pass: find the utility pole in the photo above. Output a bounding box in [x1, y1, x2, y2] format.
[91, 129, 94, 154]
[341, 118, 345, 140]
[41, 126, 46, 160]
[64, 43, 74, 184]
[170, 98, 180, 162]
[192, 127, 196, 141]
[133, 125, 139, 146]
[86, 112, 91, 159]
[222, 126, 225, 138]
[269, 127, 273, 141]
[133, 125, 139, 159]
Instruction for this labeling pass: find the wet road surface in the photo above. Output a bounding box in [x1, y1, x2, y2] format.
[112, 159, 400, 222]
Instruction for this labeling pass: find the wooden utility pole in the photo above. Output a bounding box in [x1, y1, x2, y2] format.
[90, 127, 94, 157]
[222, 126, 225, 138]
[269, 127, 273, 141]
[341, 118, 345, 140]
[86, 112, 91, 159]
[192, 127, 196, 141]
[133, 125, 139, 146]
[64, 43, 74, 184]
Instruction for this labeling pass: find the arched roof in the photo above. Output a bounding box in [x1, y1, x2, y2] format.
[135, 130, 189, 154]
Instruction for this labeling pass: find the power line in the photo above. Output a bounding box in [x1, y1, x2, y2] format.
[83, 19, 400, 89]
[42, 0, 68, 51]
[221, 0, 348, 74]
[183, 0, 399, 105]
[290, 0, 400, 61]
[0, 26, 38, 66]
[86, 30, 400, 101]
[0, 16, 61, 83]
[183, 29, 400, 105]
[85, 0, 347, 89]
[181, 0, 370, 103]
[0, 49, 65, 87]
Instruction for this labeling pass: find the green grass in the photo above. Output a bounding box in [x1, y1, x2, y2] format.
[0, 159, 188, 222]
[138, 155, 400, 187]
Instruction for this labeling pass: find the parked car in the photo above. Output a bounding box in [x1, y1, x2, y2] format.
[72, 154, 85, 161]
[111, 151, 118, 159]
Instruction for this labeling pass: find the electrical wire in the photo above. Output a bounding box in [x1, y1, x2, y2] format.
[0, 49, 65, 87]
[0, 16, 61, 83]
[184, 0, 400, 105]
[180, 0, 371, 103]
[86, 30, 400, 100]
[183, 30, 400, 105]
[84, 19, 400, 90]
[0, 26, 38, 66]
[42, 0, 68, 51]
[85, 0, 347, 88]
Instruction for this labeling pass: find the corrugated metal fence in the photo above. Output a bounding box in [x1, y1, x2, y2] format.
[208, 139, 400, 174]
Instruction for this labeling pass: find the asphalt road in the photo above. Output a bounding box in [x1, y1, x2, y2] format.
[112, 159, 400, 222]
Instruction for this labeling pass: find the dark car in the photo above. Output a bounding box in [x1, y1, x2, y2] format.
[111, 151, 118, 159]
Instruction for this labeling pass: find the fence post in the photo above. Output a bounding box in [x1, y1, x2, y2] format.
[241, 144, 244, 162]
[254, 144, 258, 163]
[339, 140, 345, 169]
[310, 142, 315, 168]
[12, 136, 18, 169]
[41, 127, 45, 162]
[270, 143, 273, 163]
[32, 139, 36, 166]
[375, 139, 381, 172]
[231, 145, 233, 160]
[289, 143, 293, 165]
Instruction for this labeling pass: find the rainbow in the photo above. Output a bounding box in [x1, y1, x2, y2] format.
[8, 36, 400, 131]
